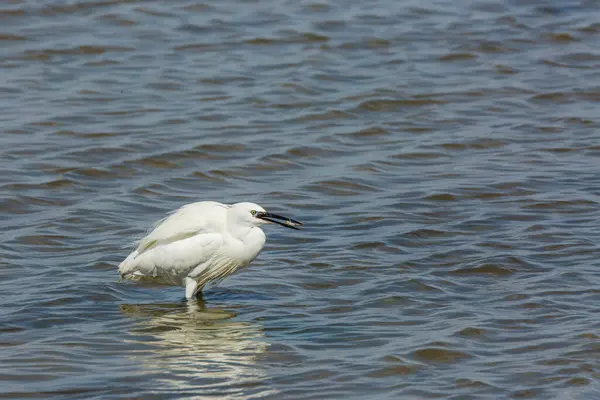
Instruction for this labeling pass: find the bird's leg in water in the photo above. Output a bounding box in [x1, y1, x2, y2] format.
[184, 277, 198, 300]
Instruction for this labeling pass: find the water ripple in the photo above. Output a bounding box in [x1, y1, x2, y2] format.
[1, 0, 600, 398]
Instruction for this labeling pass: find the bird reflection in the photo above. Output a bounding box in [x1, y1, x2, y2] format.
[120, 300, 276, 398]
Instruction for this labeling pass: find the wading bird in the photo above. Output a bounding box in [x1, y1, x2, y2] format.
[118, 201, 303, 299]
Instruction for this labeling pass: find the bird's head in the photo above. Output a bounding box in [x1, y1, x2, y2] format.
[230, 202, 303, 230]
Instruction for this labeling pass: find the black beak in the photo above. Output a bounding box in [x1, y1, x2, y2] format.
[257, 212, 303, 230]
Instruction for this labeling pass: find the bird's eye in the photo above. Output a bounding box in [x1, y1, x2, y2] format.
[251, 210, 257, 216]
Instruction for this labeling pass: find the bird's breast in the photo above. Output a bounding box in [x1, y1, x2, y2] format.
[232, 227, 266, 264]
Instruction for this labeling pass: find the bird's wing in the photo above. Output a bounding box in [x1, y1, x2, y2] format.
[119, 201, 229, 283]
[134, 201, 229, 254]
[119, 232, 224, 284]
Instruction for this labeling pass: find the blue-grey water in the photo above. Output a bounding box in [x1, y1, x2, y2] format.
[1, 0, 600, 398]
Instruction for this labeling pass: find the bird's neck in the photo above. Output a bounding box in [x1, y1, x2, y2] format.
[229, 225, 262, 243]
[227, 219, 251, 238]
[226, 220, 260, 241]
[227, 224, 253, 242]
[227, 225, 266, 260]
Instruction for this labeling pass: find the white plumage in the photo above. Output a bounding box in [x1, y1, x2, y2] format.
[118, 201, 302, 299]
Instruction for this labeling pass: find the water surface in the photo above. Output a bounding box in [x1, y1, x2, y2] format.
[1, 0, 600, 398]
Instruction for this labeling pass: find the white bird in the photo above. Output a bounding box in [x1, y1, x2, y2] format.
[118, 201, 303, 299]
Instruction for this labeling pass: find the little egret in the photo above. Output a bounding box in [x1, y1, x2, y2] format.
[118, 201, 303, 299]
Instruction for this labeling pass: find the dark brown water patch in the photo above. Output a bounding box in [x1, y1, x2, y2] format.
[357, 98, 445, 111]
[211, 165, 266, 180]
[530, 92, 572, 103]
[537, 358, 576, 367]
[248, 31, 329, 45]
[84, 59, 120, 67]
[255, 100, 312, 110]
[448, 264, 516, 277]
[456, 327, 487, 337]
[439, 52, 477, 62]
[56, 130, 121, 138]
[0, 8, 26, 17]
[287, 31, 329, 43]
[306, 179, 380, 197]
[423, 193, 457, 201]
[495, 64, 519, 74]
[8, 195, 74, 210]
[574, 89, 600, 102]
[511, 389, 539, 398]
[463, 191, 505, 200]
[181, 3, 216, 12]
[19, 234, 70, 246]
[285, 146, 349, 159]
[147, 81, 184, 91]
[132, 157, 179, 169]
[541, 146, 577, 153]
[304, 2, 330, 12]
[404, 229, 450, 238]
[98, 108, 162, 116]
[198, 95, 233, 102]
[38, 0, 145, 16]
[565, 377, 591, 386]
[197, 143, 246, 153]
[454, 379, 493, 389]
[351, 163, 385, 173]
[245, 37, 275, 45]
[0, 34, 27, 41]
[534, 125, 563, 134]
[308, 262, 330, 269]
[23, 45, 134, 58]
[351, 242, 401, 253]
[554, 117, 594, 125]
[391, 151, 446, 160]
[469, 40, 518, 54]
[367, 38, 391, 48]
[337, 37, 391, 49]
[546, 33, 578, 43]
[345, 126, 388, 137]
[412, 348, 471, 364]
[66, 146, 130, 159]
[3, 179, 74, 191]
[30, 120, 63, 127]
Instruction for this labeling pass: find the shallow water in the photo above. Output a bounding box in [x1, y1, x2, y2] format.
[1, 0, 600, 398]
